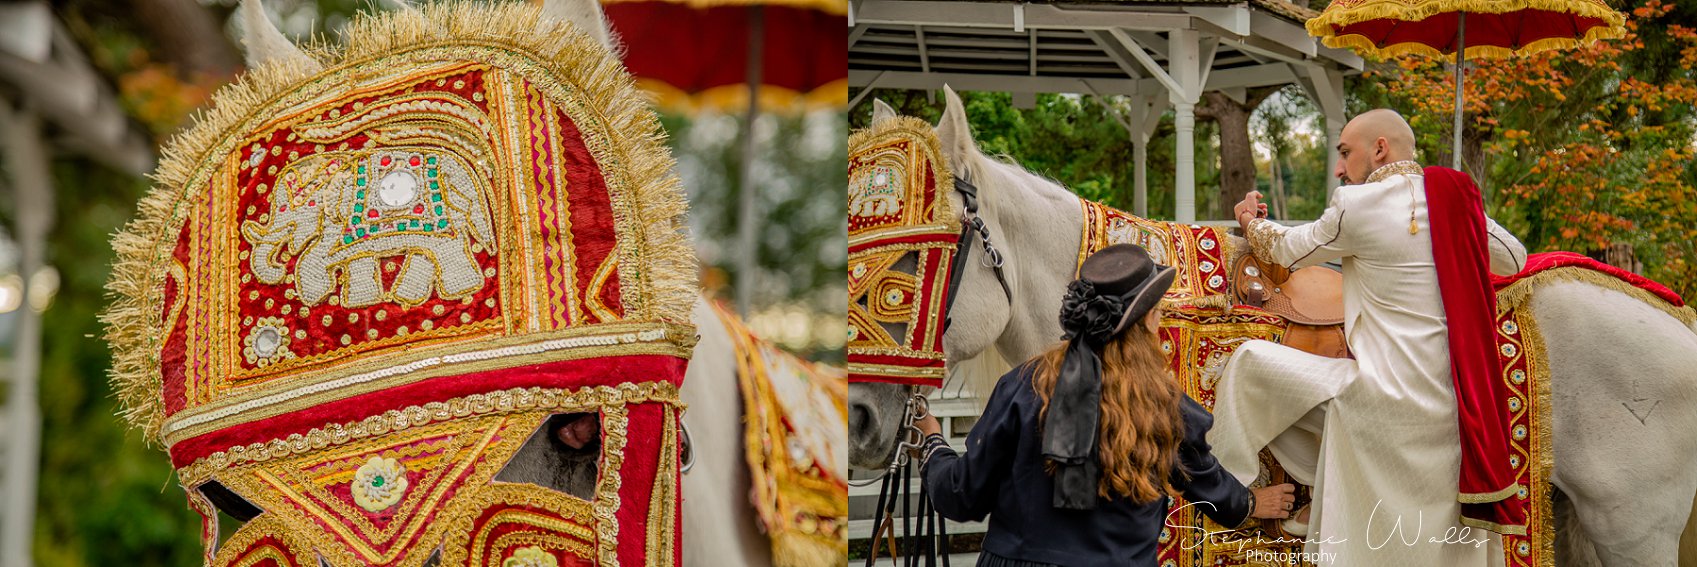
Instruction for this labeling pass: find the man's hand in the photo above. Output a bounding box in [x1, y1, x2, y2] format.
[1234, 191, 1269, 233]
[1250, 483, 1296, 519]
[914, 412, 941, 437]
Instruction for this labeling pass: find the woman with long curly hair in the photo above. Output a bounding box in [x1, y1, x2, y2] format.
[914, 243, 1295, 567]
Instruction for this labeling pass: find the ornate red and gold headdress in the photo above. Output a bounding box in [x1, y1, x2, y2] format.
[101, 2, 696, 565]
[846, 117, 956, 387]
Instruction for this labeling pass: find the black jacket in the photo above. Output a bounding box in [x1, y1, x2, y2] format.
[920, 363, 1253, 567]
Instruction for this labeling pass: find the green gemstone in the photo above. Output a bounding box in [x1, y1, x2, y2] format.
[424, 224, 435, 232]
[428, 169, 437, 178]
[434, 205, 444, 215]
[357, 178, 366, 186]
[357, 165, 365, 173]
[429, 181, 439, 189]
[351, 216, 361, 225]
[343, 235, 354, 244]
[437, 219, 448, 228]
[426, 156, 437, 165]
[356, 227, 366, 237]
[372, 476, 384, 487]
[409, 220, 420, 228]
[431, 193, 442, 202]
[357, 190, 365, 199]
[354, 203, 364, 212]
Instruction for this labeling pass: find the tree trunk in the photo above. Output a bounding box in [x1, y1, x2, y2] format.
[1198, 88, 1278, 218]
[127, 0, 239, 77]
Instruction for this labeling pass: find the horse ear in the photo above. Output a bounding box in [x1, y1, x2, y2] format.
[538, 0, 618, 53]
[237, 0, 323, 72]
[936, 85, 978, 173]
[871, 99, 897, 125]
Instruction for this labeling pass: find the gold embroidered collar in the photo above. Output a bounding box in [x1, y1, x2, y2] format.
[1365, 160, 1423, 184]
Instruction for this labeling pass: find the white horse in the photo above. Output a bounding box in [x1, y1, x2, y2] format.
[237, 2, 839, 565]
[847, 87, 1697, 566]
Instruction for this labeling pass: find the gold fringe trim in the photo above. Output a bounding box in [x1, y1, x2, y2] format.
[1495, 267, 1697, 326]
[847, 115, 958, 230]
[103, 1, 696, 443]
[772, 532, 849, 567]
[1307, 0, 1626, 60]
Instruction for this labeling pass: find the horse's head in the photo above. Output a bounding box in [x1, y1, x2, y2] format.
[105, 2, 698, 564]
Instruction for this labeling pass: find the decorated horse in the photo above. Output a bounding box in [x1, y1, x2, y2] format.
[846, 87, 1697, 567]
[99, 0, 846, 565]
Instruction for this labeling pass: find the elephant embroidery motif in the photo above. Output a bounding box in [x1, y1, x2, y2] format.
[241, 149, 496, 309]
[849, 164, 903, 218]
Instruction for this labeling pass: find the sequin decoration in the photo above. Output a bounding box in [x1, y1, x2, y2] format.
[352, 455, 409, 512]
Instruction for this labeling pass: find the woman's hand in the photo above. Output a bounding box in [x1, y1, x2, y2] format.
[1250, 483, 1296, 519]
[914, 412, 942, 438]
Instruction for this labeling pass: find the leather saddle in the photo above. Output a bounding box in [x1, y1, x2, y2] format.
[1230, 254, 1350, 359]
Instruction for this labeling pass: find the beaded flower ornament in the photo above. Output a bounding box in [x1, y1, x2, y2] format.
[101, 1, 696, 566]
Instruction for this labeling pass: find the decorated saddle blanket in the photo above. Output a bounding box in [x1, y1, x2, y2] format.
[713, 302, 848, 567]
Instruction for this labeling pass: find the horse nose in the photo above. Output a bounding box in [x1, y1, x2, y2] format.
[849, 400, 874, 440]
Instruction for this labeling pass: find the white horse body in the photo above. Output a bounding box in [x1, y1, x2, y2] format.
[680, 298, 777, 567]
[849, 89, 1697, 566]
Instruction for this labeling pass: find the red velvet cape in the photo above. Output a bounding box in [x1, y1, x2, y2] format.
[1424, 166, 1526, 533]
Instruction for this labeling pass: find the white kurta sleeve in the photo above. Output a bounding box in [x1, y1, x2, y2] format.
[1245, 193, 1351, 270]
[1484, 217, 1526, 276]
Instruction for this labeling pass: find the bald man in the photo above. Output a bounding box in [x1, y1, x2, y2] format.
[1205, 109, 1527, 565]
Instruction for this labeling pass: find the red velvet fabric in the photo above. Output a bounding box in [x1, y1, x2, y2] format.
[167, 355, 687, 467]
[613, 403, 664, 567]
[604, 3, 846, 98]
[1423, 166, 1524, 533]
[1492, 251, 1686, 307]
[1328, 10, 1611, 53]
[553, 104, 624, 323]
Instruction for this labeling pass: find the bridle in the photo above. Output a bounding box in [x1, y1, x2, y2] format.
[855, 392, 951, 567]
[942, 175, 1011, 332]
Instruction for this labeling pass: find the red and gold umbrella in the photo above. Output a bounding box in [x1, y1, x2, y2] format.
[1307, 0, 1626, 169]
[602, 0, 848, 114]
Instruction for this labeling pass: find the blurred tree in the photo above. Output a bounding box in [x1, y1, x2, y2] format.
[849, 89, 1224, 221]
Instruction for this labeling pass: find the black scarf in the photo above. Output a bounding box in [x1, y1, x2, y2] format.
[1041, 279, 1145, 510]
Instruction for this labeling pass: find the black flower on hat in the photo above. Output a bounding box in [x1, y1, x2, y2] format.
[1059, 280, 1128, 345]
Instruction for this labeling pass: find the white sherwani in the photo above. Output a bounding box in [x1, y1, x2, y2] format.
[1207, 162, 1525, 565]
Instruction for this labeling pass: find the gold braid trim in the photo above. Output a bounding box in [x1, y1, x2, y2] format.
[103, 2, 696, 442]
[177, 382, 680, 485]
[1521, 306, 1557, 567]
[1364, 160, 1423, 184]
[1495, 267, 1697, 326]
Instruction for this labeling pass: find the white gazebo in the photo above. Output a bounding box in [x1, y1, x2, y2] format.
[848, 0, 1363, 222]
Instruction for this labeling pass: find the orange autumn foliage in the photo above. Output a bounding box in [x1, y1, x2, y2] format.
[1366, 0, 1697, 299]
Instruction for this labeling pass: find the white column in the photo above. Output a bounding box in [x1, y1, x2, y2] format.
[1130, 95, 1150, 218]
[1169, 29, 1202, 223]
[0, 101, 50, 567]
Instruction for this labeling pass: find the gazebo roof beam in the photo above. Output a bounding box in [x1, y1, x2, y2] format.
[1107, 28, 1181, 98]
[1084, 30, 1145, 79]
[1184, 5, 1250, 37]
[849, 61, 1313, 96]
[856, 0, 1194, 32]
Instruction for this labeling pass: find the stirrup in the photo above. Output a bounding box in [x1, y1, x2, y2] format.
[1281, 505, 1310, 537]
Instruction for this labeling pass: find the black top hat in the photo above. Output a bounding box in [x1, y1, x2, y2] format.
[1062, 243, 1177, 343]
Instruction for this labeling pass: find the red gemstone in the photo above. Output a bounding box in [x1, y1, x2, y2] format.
[381, 156, 392, 166]
[278, 205, 287, 212]
[409, 156, 421, 167]
[413, 204, 425, 214]
[368, 209, 379, 218]
[307, 199, 315, 207]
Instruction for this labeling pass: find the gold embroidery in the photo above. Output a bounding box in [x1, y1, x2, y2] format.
[177, 382, 678, 484]
[1364, 160, 1422, 184]
[1244, 218, 1283, 266]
